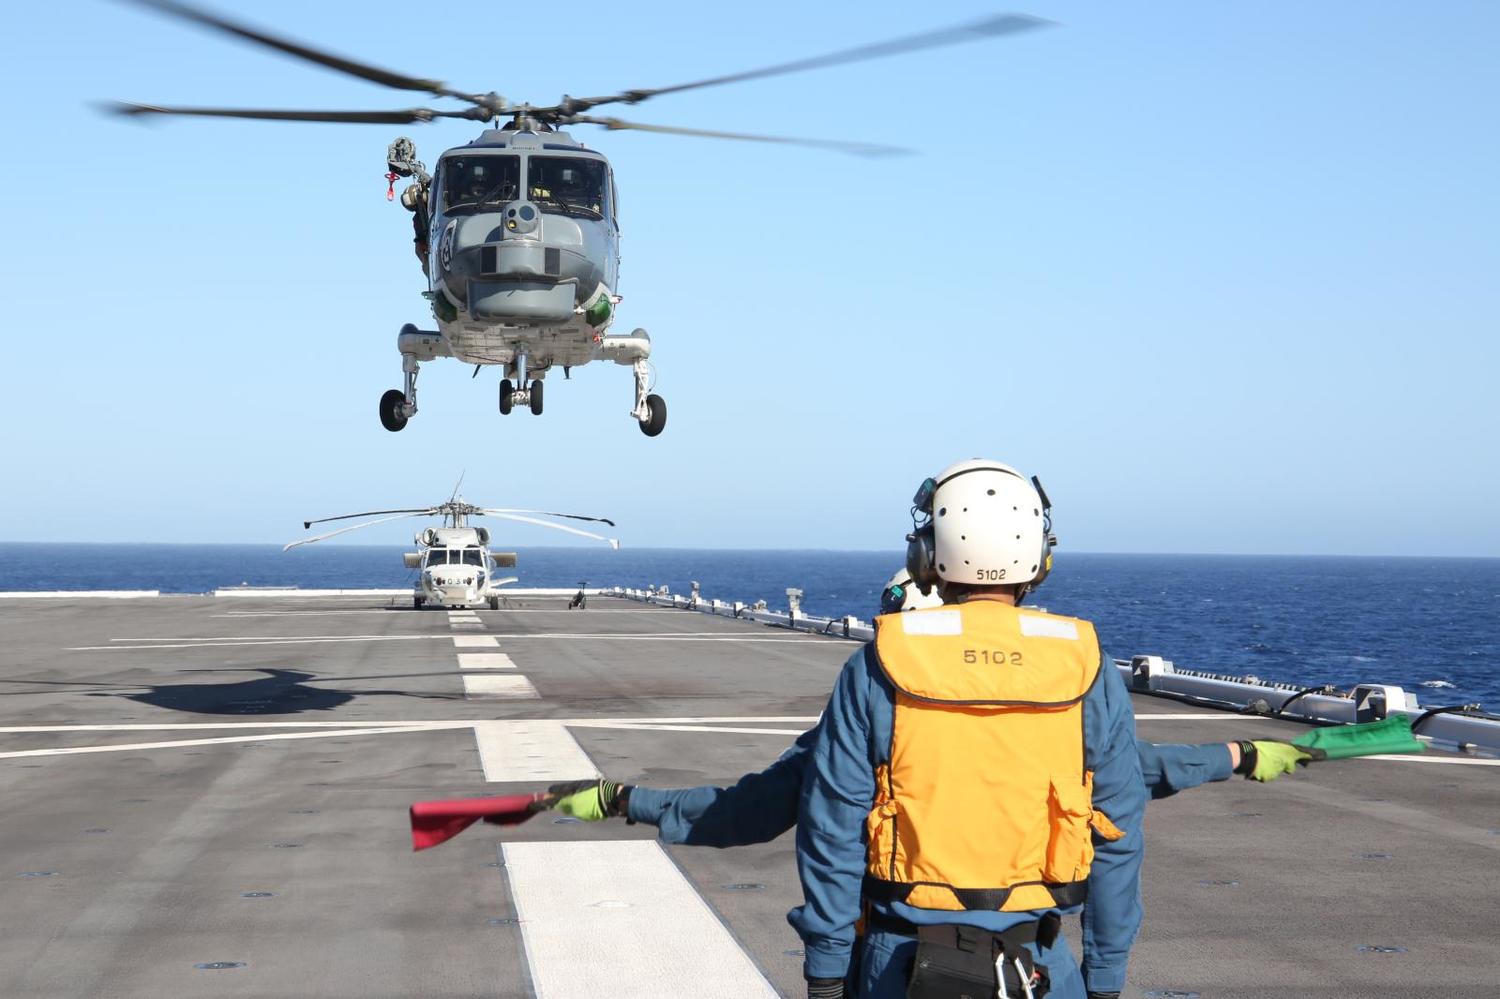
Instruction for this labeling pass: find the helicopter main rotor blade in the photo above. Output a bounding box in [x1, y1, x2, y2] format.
[117, 0, 479, 104]
[301, 508, 439, 530]
[484, 512, 620, 550]
[480, 509, 617, 528]
[549, 12, 1052, 115]
[105, 102, 486, 125]
[283, 512, 430, 551]
[562, 115, 911, 157]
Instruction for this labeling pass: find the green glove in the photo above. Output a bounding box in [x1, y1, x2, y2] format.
[1235, 740, 1325, 781]
[542, 779, 628, 821]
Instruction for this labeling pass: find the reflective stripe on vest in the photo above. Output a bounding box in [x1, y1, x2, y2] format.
[865, 600, 1102, 913]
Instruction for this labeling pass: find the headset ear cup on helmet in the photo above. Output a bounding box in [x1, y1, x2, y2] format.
[905, 526, 937, 595]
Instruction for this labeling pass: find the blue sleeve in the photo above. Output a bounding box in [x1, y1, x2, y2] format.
[788, 647, 879, 982]
[1137, 740, 1234, 799]
[1081, 654, 1147, 996]
[625, 724, 817, 847]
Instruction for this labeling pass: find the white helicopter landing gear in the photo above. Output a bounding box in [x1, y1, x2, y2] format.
[380, 353, 420, 432]
[631, 358, 666, 437]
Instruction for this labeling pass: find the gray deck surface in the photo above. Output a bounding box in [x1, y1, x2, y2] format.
[1, 594, 1495, 998]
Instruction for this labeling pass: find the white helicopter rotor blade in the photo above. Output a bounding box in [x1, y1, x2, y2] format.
[481, 508, 617, 528]
[483, 512, 620, 550]
[283, 512, 426, 551]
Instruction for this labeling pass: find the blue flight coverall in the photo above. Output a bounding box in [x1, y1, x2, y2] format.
[627, 656, 1232, 995]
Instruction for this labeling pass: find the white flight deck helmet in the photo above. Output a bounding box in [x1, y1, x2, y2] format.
[878, 569, 946, 615]
[904, 459, 1055, 598]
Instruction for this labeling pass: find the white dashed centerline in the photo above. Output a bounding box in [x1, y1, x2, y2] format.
[462, 674, 540, 699]
[504, 840, 778, 998]
[458, 652, 516, 669]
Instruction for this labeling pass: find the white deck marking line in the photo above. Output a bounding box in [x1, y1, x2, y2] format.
[462, 674, 539, 699]
[1350, 754, 1500, 767]
[0, 725, 438, 760]
[561, 716, 821, 726]
[504, 840, 777, 998]
[0, 722, 473, 732]
[109, 635, 436, 641]
[594, 724, 807, 736]
[457, 652, 516, 669]
[473, 720, 597, 782]
[453, 635, 500, 648]
[1133, 713, 1280, 720]
[447, 633, 846, 643]
[217, 609, 681, 617]
[70, 636, 440, 651]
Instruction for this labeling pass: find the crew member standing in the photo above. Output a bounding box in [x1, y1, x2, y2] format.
[794, 459, 1143, 999]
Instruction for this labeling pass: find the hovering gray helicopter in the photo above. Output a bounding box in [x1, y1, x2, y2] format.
[107, 1, 1049, 435]
[284, 496, 618, 610]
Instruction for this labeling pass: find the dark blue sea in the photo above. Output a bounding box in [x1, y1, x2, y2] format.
[2, 545, 1497, 705]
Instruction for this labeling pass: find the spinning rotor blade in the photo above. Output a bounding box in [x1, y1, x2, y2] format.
[481, 509, 617, 528]
[301, 508, 438, 529]
[485, 512, 620, 550]
[283, 512, 430, 551]
[118, 0, 477, 103]
[562, 115, 910, 157]
[106, 102, 484, 125]
[549, 13, 1052, 115]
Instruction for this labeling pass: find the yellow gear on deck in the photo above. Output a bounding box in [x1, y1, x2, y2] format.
[864, 600, 1122, 913]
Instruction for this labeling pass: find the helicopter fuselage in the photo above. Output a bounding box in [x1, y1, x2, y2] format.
[427, 129, 623, 369]
[409, 526, 515, 609]
[387, 127, 662, 434]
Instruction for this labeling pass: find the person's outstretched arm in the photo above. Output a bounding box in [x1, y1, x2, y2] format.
[626, 723, 819, 846]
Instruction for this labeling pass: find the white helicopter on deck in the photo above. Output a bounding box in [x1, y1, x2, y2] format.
[284, 497, 617, 609]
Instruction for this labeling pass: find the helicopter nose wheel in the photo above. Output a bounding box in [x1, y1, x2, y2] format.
[379, 389, 408, 432]
[498, 378, 514, 415]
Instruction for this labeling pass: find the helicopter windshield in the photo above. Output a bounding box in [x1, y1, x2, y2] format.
[461, 549, 485, 567]
[425, 548, 450, 566]
[443, 156, 521, 211]
[528, 157, 606, 220]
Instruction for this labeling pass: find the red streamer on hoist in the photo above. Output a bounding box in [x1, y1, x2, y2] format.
[385, 171, 400, 201]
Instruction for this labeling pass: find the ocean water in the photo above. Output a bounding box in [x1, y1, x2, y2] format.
[2, 544, 1497, 705]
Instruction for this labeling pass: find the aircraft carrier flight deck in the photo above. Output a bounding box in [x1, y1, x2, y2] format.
[2, 593, 1496, 998]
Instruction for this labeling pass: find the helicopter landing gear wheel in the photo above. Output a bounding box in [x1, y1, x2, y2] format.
[488, 595, 501, 610]
[498, 379, 514, 415]
[413, 595, 425, 610]
[379, 389, 409, 432]
[639, 393, 667, 437]
[529, 379, 544, 416]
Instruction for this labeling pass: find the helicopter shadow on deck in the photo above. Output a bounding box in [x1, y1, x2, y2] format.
[88, 667, 453, 716]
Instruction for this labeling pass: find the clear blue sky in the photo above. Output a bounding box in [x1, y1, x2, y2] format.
[2, 1, 1496, 554]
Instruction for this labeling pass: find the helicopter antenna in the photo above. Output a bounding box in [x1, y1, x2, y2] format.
[449, 471, 465, 505]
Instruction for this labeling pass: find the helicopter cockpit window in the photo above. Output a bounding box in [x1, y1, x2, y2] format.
[442, 156, 521, 212]
[460, 549, 485, 567]
[425, 548, 451, 566]
[528, 157, 607, 220]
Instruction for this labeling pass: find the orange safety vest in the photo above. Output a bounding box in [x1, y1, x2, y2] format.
[864, 600, 1125, 913]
